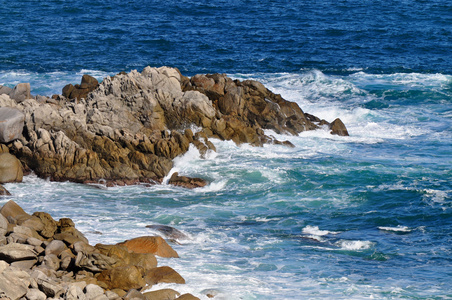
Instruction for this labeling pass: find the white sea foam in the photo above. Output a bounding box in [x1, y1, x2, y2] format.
[302, 225, 339, 236]
[378, 225, 411, 233]
[336, 240, 374, 251]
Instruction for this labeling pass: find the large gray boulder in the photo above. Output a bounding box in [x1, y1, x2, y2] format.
[9, 83, 31, 103]
[0, 107, 25, 143]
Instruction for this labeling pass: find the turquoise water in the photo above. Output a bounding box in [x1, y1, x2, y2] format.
[2, 70, 452, 299]
[1, 0, 452, 298]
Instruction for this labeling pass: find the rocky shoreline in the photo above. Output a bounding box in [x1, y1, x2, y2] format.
[0, 199, 201, 300]
[0, 66, 348, 188]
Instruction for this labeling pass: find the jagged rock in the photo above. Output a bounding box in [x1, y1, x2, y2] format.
[9, 83, 31, 103]
[84, 283, 105, 300]
[0, 107, 25, 143]
[330, 118, 349, 136]
[145, 266, 185, 285]
[0, 184, 10, 196]
[0, 213, 8, 236]
[168, 172, 207, 189]
[65, 284, 87, 300]
[94, 244, 157, 272]
[143, 289, 180, 300]
[0, 152, 23, 183]
[118, 236, 179, 258]
[63, 74, 99, 100]
[0, 266, 31, 300]
[0, 243, 37, 262]
[32, 212, 58, 239]
[0, 200, 30, 223]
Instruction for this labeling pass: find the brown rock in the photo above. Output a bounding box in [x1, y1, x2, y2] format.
[145, 266, 185, 285]
[94, 243, 158, 271]
[143, 289, 180, 300]
[0, 184, 10, 196]
[168, 172, 207, 189]
[0, 200, 30, 224]
[177, 294, 200, 300]
[96, 265, 146, 291]
[118, 236, 179, 258]
[0, 152, 23, 183]
[330, 118, 349, 136]
[32, 212, 58, 239]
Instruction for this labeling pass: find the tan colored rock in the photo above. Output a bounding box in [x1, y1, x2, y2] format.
[96, 265, 146, 291]
[118, 236, 179, 258]
[0, 200, 30, 224]
[330, 118, 349, 136]
[143, 289, 180, 300]
[32, 212, 58, 238]
[176, 294, 200, 300]
[0, 152, 23, 183]
[0, 184, 10, 196]
[0, 243, 37, 263]
[145, 266, 185, 285]
[9, 82, 31, 103]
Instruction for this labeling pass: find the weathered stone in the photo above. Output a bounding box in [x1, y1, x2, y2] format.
[10, 258, 37, 270]
[0, 243, 37, 263]
[0, 85, 13, 95]
[143, 289, 180, 300]
[65, 284, 87, 300]
[123, 289, 146, 300]
[0, 200, 30, 222]
[0, 152, 23, 183]
[75, 251, 119, 273]
[105, 290, 121, 300]
[9, 83, 31, 103]
[330, 118, 349, 136]
[96, 265, 146, 291]
[94, 243, 157, 272]
[42, 253, 60, 270]
[145, 266, 185, 285]
[45, 240, 68, 256]
[32, 212, 58, 239]
[26, 288, 47, 300]
[0, 212, 8, 236]
[0, 267, 30, 300]
[118, 236, 179, 258]
[0, 107, 25, 143]
[177, 293, 200, 300]
[168, 172, 207, 189]
[84, 283, 105, 300]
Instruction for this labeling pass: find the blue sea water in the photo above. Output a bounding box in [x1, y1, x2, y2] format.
[1, 0, 452, 299]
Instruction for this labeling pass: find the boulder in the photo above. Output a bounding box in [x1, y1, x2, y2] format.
[96, 265, 146, 291]
[330, 118, 349, 136]
[145, 266, 185, 285]
[0, 200, 30, 224]
[9, 83, 31, 103]
[118, 236, 179, 258]
[0, 85, 13, 95]
[0, 267, 31, 300]
[26, 288, 47, 300]
[0, 243, 37, 263]
[63, 74, 99, 100]
[143, 289, 180, 300]
[0, 107, 25, 143]
[0, 152, 23, 183]
[32, 212, 58, 239]
[168, 172, 207, 189]
[177, 294, 200, 300]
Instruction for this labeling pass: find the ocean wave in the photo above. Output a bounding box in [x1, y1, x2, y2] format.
[378, 225, 412, 233]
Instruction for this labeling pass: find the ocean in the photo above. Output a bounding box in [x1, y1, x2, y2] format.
[1, 0, 451, 299]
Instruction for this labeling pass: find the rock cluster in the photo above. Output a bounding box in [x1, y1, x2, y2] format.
[0, 200, 200, 300]
[0, 66, 348, 186]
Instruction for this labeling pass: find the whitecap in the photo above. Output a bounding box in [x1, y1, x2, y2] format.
[302, 225, 340, 236]
[378, 225, 411, 233]
[336, 240, 374, 251]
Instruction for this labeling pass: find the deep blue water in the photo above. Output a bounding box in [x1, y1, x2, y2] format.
[1, 1, 452, 299]
[1, 0, 451, 75]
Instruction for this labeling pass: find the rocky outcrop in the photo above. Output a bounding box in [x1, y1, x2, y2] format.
[0, 200, 195, 299]
[0, 66, 348, 186]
